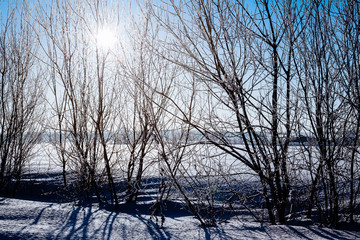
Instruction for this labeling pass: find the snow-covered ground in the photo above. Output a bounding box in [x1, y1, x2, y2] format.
[1, 197, 359, 239]
[1, 144, 360, 239]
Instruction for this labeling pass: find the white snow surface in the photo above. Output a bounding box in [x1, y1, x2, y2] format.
[0, 197, 359, 240]
[1, 144, 359, 239]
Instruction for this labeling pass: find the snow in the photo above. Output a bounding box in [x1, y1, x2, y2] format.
[0, 144, 359, 239]
[0, 197, 359, 239]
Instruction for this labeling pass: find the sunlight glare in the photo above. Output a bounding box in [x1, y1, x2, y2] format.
[96, 27, 117, 51]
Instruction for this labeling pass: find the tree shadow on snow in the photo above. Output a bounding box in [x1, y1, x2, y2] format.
[2, 174, 360, 240]
[104, 200, 192, 218]
[54, 203, 99, 240]
[1, 172, 74, 203]
[136, 213, 172, 240]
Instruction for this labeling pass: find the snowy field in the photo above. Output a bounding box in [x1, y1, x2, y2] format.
[1, 197, 360, 239]
[0, 144, 360, 239]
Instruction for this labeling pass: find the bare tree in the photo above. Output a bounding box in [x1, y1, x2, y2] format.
[36, 0, 122, 207]
[0, 1, 43, 194]
[118, 3, 173, 203]
[330, 0, 360, 223]
[151, 0, 307, 224]
[293, 0, 351, 226]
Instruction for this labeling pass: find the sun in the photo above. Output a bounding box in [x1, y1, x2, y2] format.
[96, 27, 117, 51]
